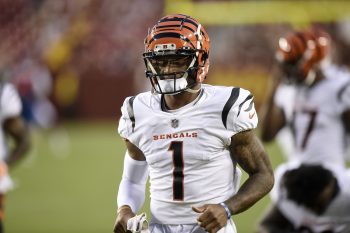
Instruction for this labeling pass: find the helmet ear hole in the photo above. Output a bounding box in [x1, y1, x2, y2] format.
[201, 53, 208, 65]
[202, 52, 207, 60]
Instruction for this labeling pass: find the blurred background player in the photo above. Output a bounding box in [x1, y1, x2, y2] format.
[11, 58, 57, 129]
[114, 14, 274, 233]
[258, 28, 350, 232]
[0, 77, 30, 232]
[261, 28, 350, 169]
[259, 164, 350, 233]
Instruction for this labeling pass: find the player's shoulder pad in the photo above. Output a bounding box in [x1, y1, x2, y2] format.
[2, 82, 19, 97]
[121, 91, 153, 130]
[221, 87, 254, 129]
[121, 95, 136, 132]
[0, 82, 22, 116]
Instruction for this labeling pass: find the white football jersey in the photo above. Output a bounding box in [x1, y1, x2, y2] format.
[0, 83, 22, 160]
[118, 84, 258, 224]
[274, 65, 350, 168]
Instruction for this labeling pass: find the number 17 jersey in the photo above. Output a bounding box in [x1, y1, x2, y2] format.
[118, 84, 258, 224]
[275, 66, 350, 168]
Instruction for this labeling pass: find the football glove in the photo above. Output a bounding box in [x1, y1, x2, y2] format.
[127, 212, 150, 233]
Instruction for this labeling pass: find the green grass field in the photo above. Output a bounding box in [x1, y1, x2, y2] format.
[5, 122, 285, 233]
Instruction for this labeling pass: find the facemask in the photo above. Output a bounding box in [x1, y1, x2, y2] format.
[154, 77, 188, 95]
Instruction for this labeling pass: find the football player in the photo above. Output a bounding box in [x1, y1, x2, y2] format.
[261, 28, 350, 168]
[0, 79, 30, 232]
[258, 29, 350, 233]
[113, 14, 274, 233]
[260, 164, 350, 233]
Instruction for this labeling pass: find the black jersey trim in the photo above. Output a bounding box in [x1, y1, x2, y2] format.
[222, 87, 240, 129]
[244, 98, 254, 112]
[192, 88, 204, 106]
[127, 96, 136, 132]
[337, 81, 350, 102]
[237, 94, 253, 117]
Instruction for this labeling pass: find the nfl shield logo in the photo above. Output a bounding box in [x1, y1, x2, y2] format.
[171, 119, 179, 128]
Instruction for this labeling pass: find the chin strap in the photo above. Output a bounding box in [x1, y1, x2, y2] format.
[161, 83, 201, 95]
[185, 85, 201, 94]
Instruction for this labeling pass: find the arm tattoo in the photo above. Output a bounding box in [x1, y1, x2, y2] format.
[225, 130, 274, 215]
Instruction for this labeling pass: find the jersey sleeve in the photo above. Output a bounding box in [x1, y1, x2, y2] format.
[1, 83, 22, 119]
[225, 88, 258, 134]
[118, 96, 135, 139]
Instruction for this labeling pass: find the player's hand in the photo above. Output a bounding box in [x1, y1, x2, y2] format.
[192, 204, 228, 233]
[126, 213, 150, 233]
[113, 205, 135, 233]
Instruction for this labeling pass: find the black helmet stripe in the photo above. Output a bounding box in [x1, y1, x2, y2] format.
[155, 25, 195, 33]
[159, 17, 198, 28]
[148, 32, 196, 49]
[158, 17, 207, 39]
[294, 32, 307, 55]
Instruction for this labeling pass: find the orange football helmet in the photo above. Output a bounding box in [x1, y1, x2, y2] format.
[276, 28, 330, 85]
[143, 14, 210, 94]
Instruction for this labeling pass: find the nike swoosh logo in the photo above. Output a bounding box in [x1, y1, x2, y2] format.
[249, 111, 256, 119]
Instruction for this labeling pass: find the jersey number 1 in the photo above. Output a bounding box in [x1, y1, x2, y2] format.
[169, 141, 184, 201]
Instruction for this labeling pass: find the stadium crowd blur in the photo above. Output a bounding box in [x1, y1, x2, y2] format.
[2, 0, 350, 122]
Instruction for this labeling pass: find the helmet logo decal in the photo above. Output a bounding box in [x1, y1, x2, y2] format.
[154, 43, 176, 52]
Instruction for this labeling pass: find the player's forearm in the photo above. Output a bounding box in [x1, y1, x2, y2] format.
[260, 85, 285, 142]
[117, 152, 148, 212]
[227, 130, 274, 215]
[117, 178, 146, 212]
[114, 205, 136, 233]
[4, 117, 31, 166]
[260, 76, 285, 142]
[6, 131, 30, 166]
[224, 171, 274, 215]
[260, 105, 285, 142]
